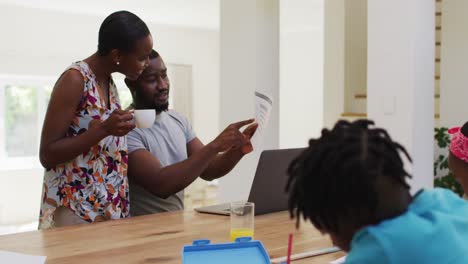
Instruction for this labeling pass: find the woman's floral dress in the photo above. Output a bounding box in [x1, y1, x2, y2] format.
[39, 61, 130, 229]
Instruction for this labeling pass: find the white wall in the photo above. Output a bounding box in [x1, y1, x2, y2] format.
[0, 3, 219, 143]
[218, 0, 325, 202]
[367, 0, 434, 192]
[440, 0, 468, 128]
[0, 168, 43, 225]
[219, 0, 280, 203]
[280, 0, 324, 147]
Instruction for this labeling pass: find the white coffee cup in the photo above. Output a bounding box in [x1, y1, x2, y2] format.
[133, 109, 155, 128]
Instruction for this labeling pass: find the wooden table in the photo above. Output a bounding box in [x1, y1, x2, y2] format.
[0, 210, 345, 263]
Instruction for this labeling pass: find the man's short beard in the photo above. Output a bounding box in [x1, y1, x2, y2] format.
[155, 102, 169, 113]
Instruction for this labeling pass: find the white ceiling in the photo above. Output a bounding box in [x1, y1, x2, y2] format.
[0, 0, 221, 29]
[0, 0, 324, 31]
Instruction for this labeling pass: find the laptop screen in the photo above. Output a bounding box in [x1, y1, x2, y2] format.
[248, 148, 305, 215]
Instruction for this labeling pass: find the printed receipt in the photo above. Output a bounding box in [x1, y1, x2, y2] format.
[251, 91, 273, 150]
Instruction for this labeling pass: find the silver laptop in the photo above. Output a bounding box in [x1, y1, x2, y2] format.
[194, 148, 305, 216]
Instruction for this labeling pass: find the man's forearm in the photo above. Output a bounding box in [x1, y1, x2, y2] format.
[200, 148, 245, 181]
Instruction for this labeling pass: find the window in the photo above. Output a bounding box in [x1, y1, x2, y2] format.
[0, 75, 55, 235]
[0, 75, 54, 169]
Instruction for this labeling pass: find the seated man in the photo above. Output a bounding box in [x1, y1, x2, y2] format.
[125, 50, 257, 216]
[286, 119, 468, 263]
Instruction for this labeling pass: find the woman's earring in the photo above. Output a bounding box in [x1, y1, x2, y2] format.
[116, 61, 120, 66]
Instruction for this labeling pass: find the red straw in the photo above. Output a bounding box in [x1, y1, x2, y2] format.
[286, 233, 293, 264]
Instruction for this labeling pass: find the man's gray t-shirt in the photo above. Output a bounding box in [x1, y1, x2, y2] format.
[127, 110, 196, 216]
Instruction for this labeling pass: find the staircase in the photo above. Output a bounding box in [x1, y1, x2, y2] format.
[341, 93, 440, 120]
[341, 0, 442, 123]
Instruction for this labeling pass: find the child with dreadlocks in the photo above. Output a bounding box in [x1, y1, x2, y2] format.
[286, 119, 468, 263]
[448, 122, 468, 199]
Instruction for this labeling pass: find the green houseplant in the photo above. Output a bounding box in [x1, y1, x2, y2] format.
[434, 127, 464, 196]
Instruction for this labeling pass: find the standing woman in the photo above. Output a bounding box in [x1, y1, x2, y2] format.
[39, 11, 153, 228]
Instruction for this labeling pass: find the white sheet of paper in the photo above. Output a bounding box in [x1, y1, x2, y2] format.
[251, 91, 273, 150]
[329, 255, 346, 264]
[0, 250, 46, 264]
